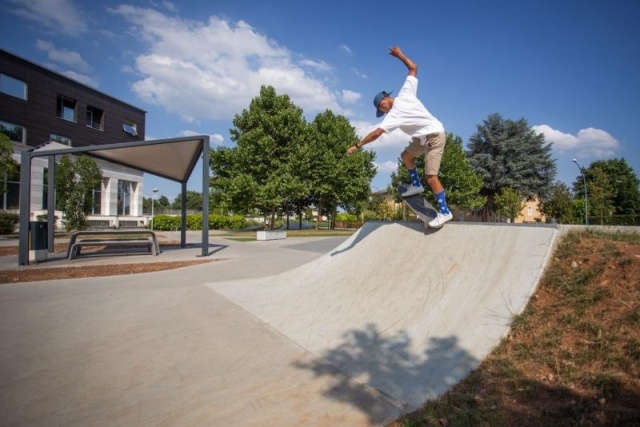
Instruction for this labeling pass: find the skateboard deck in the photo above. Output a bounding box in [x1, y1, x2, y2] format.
[398, 184, 438, 227]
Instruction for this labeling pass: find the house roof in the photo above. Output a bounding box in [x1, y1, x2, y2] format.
[31, 136, 208, 183]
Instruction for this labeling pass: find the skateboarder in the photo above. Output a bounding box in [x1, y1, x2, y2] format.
[346, 46, 452, 228]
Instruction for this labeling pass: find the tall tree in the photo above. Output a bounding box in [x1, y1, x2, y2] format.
[391, 132, 485, 210]
[572, 158, 640, 220]
[55, 155, 102, 231]
[172, 191, 203, 211]
[211, 85, 308, 229]
[467, 113, 556, 220]
[307, 110, 375, 228]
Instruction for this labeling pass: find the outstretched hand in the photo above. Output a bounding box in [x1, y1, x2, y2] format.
[346, 145, 359, 155]
[388, 46, 403, 58]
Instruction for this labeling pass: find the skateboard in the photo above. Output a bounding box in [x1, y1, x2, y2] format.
[398, 184, 438, 227]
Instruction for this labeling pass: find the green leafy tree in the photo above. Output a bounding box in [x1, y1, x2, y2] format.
[587, 166, 615, 225]
[157, 195, 170, 213]
[494, 187, 526, 223]
[0, 133, 18, 195]
[172, 190, 203, 211]
[307, 110, 375, 228]
[572, 158, 639, 220]
[55, 155, 102, 231]
[539, 181, 574, 224]
[391, 132, 485, 210]
[211, 85, 308, 229]
[467, 113, 556, 220]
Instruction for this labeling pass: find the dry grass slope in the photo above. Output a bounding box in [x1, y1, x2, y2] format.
[397, 229, 640, 427]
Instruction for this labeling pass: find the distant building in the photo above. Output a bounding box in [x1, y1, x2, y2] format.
[515, 197, 546, 224]
[1, 49, 148, 227]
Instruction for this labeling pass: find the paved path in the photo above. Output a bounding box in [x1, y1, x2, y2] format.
[0, 223, 560, 426]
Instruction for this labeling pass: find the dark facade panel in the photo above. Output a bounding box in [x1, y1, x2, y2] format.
[0, 49, 146, 148]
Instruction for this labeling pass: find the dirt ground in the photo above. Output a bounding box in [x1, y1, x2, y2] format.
[0, 243, 216, 283]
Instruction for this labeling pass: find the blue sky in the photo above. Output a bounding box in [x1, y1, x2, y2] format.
[2, 0, 639, 202]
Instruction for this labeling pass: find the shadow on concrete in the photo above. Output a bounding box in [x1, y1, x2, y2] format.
[293, 323, 478, 425]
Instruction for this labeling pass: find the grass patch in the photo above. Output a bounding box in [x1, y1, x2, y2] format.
[396, 229, 640, 426]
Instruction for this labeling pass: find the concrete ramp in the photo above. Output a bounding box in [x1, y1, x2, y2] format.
[207, 222, 558, 415]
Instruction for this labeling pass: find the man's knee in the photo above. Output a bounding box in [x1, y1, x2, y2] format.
[426, 174, 439, 186]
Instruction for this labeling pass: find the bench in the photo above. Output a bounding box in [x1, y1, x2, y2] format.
[67, 230, 160, 260]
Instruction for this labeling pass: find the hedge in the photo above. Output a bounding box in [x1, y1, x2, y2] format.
[151, 214, 247, 231]
[0, 212, 19, 234]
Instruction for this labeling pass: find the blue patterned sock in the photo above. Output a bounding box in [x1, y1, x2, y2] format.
[435, 191, 450, 215]
[408, 168, 421, 187]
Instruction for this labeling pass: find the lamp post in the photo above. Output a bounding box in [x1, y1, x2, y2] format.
[151, 187, 158, 230]
[572, 159, 589, 225]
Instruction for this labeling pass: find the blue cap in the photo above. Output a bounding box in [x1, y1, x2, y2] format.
[373, 90, 392, 117]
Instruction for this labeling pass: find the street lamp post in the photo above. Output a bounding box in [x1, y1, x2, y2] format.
[151, 187, 158, 230]
[572, 159, 589, 225]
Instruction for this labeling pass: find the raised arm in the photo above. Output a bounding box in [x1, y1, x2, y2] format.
[389, 46, 417, 77]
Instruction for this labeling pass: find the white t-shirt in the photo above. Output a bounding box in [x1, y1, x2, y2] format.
[379, 75, 444, 137]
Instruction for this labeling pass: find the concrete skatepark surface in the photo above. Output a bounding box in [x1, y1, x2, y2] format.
[0, 222, 559, 426]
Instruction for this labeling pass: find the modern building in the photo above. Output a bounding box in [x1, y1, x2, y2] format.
[0, 48, 147, 228]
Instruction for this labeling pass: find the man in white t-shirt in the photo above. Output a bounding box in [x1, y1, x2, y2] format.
[346, 46, 452, 228]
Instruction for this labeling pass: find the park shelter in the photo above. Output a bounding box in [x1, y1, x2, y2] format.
[18, 135, 211, 265]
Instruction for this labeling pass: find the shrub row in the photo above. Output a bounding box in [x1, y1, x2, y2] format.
[151, 214, 247, 231]
[0, 212, 19, 234]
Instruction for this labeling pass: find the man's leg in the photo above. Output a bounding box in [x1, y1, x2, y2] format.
[424, 132, 452, 227]
[401, 149, 422, 188]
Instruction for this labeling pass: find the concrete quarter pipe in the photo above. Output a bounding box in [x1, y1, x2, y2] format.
[207, 221, 559, 424]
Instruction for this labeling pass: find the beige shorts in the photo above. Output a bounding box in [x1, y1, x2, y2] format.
[404, 131, 446, 175]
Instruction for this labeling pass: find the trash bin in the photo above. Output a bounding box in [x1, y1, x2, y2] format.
[29, 221, 48, 263]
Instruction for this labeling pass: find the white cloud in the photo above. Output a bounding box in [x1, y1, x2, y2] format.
[109, 6, 345, 122]
[299, 58, 332, 72]
[8, 0, 87, 35]
[352, 68, 368, 79]
[339, 44, 352, 54]
[341, 89, 361, 104]
[374, 160, 398, 174]
[179, 130, 224, 145]
[533, 124, 620, 159]
[36, 40, 91, 72]
[352, 120, 410, 150]
[62, 70, 98, 87]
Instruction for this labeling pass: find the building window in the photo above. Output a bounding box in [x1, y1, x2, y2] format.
[0, 73, 27, 100]
[56, 96, 77, 122]
[123, 121, 137, 137]
[528, 207, 533, 217]
[0, 120, 25, 143]
[91, 181, 102, 215]
[117, 180, 132, 216]
[86, 105, 104, 130]
[3, 164, 20, 210]
[50, 133, 72, 146]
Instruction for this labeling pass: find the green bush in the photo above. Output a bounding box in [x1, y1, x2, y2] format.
[151, 215, 181, 231]
[0, 212, 19, 234]
[336, 212, 358, 222]
[150, 214, 247, 231]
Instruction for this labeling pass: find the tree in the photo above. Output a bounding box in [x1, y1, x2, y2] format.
[539, 181, 574, 224]
[494, 187, 526, 223]
[467, 113, 556, 221]
[172, 191, 203, 211]
[55, 155, 102, 231]
[391, 132, 485, 210]
[572, 158, 639, 222]
[586, 166, 614, 225]
[0, 133, 18, 196]
[306, 110, 375, 228]
[211, 85, 308, 229]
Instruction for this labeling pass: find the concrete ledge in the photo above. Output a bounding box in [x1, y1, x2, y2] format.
[257, 230, 287, 241]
